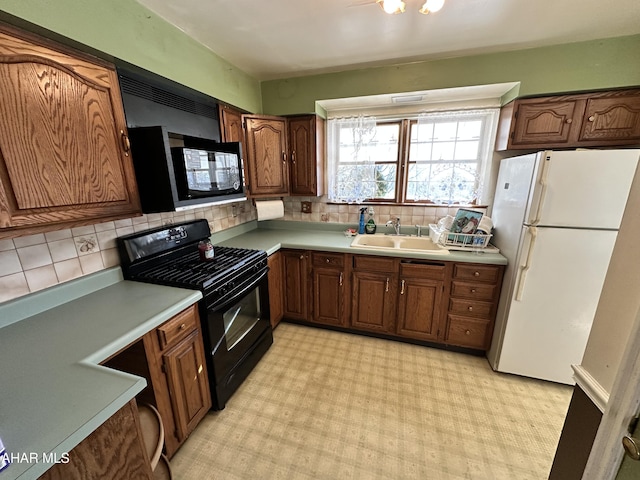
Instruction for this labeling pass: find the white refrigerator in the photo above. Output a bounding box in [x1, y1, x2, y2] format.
[487, 149, 640, 385]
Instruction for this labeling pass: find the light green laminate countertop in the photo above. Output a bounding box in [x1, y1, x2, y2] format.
[216, 221, 507, 265]
[0, 268, 202, 480]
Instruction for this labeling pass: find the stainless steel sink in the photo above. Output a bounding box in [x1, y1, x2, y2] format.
[350, 234, 449, 254]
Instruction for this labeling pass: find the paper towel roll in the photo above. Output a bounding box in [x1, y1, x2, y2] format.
[256, 200, 284, 221]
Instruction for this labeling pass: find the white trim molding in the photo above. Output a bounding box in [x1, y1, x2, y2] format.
[572, 365, 609, 413]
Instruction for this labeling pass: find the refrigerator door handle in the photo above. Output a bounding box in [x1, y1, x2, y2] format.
[530, 155, 551, 225]
[515, 226, 538, 301]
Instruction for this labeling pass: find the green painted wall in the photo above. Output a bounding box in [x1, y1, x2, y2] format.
[261, 35, 640, 115]
[0, 0, 262, 113]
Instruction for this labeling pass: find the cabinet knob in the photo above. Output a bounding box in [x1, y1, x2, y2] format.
[468, 306, 474, 312]
[565, 118, 573, 124]
[465, 330, 471, 335]
[300, 254, 304, 259]
[179, 323, 186, 330]
[326, 258, 330, 263]
[588, 115, 595, 122]
[471, 288, 477, 293]
[474, 271, 480, 277]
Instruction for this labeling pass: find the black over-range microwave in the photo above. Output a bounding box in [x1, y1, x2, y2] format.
[128, 126, 245, 212]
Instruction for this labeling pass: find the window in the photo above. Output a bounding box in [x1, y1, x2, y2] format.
[327, 109, 499, 205]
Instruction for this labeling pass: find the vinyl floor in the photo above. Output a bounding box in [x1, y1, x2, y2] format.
[171, 323, 572, 480]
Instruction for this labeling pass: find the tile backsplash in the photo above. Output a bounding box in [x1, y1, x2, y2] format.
[281, 196, 478, 229]
[0, 200, 256, 303]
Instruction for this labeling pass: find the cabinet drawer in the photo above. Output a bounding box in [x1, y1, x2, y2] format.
[400, 261, 446, 280]
[453, 264, 500, 284]
[448, 298, 493, 319]
[312, 252, 344, 268]
[156, 305, 198, 350]
[353, 255, 397, 272]
[445, 315, 491, 350]
[450, 281, 497, 301]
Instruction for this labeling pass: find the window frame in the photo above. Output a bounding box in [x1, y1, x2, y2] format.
[328, 110, 498, 206]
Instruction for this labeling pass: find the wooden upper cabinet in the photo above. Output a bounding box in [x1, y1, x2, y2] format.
[288, 115, 325, 196]
[496, 88, 640, 151]
[0, 25, 141, 237]
[243, 114, 289, 197]
[510, 99, 579, 147]
[219, 104, 244, 144]
[579, 94, 640, 142]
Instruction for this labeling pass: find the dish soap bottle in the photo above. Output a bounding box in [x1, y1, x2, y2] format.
[365, 207, 376, 234]
[358, 207, 367, 234]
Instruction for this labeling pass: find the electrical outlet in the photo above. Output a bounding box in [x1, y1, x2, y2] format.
[368, 206, 375, 215]
[301, 201, 312, 214]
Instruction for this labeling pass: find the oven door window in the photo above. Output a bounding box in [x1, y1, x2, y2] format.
[223, 286, 261, 350]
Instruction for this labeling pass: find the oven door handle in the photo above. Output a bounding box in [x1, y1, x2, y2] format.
[209, 266, 269, 312]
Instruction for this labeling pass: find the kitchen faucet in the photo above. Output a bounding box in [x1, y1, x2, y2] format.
[386, 217, 401, 235]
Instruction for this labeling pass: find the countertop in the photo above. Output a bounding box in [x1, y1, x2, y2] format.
[215, 221, 508, 265]
[0, 268, 202, 480]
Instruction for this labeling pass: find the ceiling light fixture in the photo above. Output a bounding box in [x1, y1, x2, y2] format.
[419, 0, 445, 14]
[377, 0, 446, 15]
[377, 0, 405, 14]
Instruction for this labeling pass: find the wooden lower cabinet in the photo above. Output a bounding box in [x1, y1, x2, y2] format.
[282, 249, 309, 320]
[281, 250, 504, 352]
[396, 261, 448, 341]
[443, 263, 504, 350]
[104, 304, 211, 459]
[267, 252, 284, 328]
[350, 256, 398, 333]
[40, 400, 153, 480]
[311, 252, 348, 327]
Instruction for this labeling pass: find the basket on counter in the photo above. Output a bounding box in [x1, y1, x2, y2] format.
[428, 224, 495, 251]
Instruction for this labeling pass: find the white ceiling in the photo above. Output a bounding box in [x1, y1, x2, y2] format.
[136, 0, 640, 82]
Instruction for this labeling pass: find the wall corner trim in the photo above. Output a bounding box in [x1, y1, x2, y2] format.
[573, 364, 609, 413]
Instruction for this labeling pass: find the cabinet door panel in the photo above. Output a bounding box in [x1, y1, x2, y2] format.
[282, 250, 308, 320]
[289, 116, 315, 195]
[243, 116, 288, 196]
[396, 277, 443, 341]
[351, 271, 396, 333]
[162, 330, 211, 440]
[579, 95, 640, 141]
[512, 100, 578, 146]
[0, 27, 140, 235]
[312, 267, 346, 326]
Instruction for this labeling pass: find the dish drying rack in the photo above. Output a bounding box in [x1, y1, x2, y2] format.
[428, 224, 499, 253]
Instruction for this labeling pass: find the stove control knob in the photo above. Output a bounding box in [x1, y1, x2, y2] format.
[228, 281, 235, 289]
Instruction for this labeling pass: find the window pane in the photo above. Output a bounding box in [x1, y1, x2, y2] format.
[431, 141, 456, 161]
[457, 120, 482, 140]
[433, 122, 458, 141]
[453, 140, 479, 160]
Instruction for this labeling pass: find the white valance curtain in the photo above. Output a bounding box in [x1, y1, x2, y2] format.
[327, 115, 377, 203]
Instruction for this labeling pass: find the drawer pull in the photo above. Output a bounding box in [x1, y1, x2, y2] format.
[339, 272, 343, 286]
[198, 365, 203, 374]
[385, 277, 389, 293]
[326, 258, 331, 263]
[179, 323, 187, 330]
[465, 330, 471, 335]
[468, 306, 473, 312]
[400, 280, 405, 295]
[471, 288, 476, 293]
[474, 271, 480, 277]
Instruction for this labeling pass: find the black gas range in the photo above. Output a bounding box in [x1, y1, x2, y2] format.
[118, 219, 272, 410]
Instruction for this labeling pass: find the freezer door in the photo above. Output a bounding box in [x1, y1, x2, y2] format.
[495, 226, 617, 385]
[526, 149, 640, 229]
